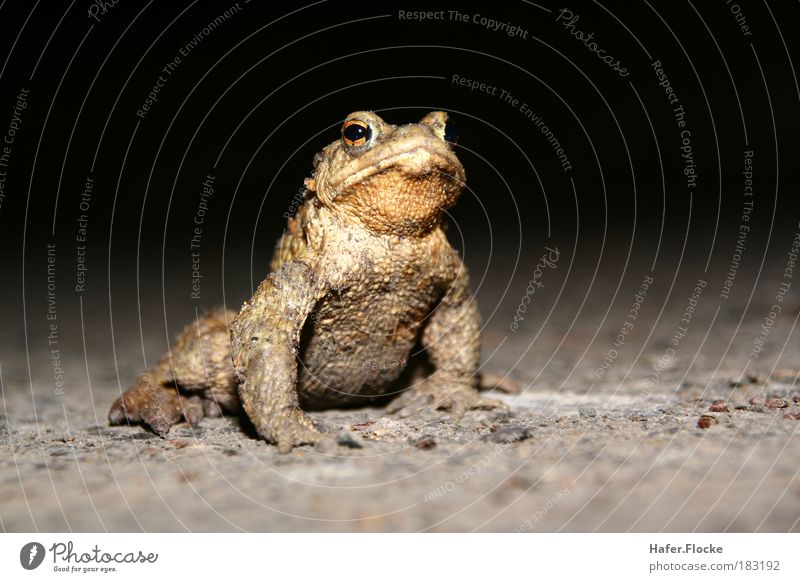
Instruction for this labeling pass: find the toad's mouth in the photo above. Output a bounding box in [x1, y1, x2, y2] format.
[329, 136, 464, 192]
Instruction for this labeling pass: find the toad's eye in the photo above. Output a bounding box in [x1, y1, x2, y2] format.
[443, 120, 458, 145]
[341, 119, 372, 148]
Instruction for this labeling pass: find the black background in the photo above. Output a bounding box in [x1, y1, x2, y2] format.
[1, 0, 798, 362]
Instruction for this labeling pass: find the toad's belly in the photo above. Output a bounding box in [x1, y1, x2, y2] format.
[296, 288, 437, 409]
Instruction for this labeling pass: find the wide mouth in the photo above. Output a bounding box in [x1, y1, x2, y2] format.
[329, 135, 463, 191]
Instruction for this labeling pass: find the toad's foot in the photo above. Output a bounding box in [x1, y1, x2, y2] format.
[245, 404, 328, 454]
[479, 372, 523, 394]
[386, 376, 508, 420]
[108, 373, 226, 435]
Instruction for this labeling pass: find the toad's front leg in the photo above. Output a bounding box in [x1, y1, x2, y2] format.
[231, 261, 328, 453]
[388, 261, 507, 419]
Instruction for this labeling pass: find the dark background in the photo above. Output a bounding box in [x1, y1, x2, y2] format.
[1, 0, 798, 377]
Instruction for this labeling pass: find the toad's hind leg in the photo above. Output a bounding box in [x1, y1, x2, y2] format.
[108, 308, 241, 434]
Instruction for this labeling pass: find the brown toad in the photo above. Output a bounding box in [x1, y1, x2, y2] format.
[109, 111, 511, 452]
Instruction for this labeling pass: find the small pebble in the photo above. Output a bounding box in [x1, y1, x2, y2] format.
[169, 439, 194, 449]
[481, 425, 531, 444]
[410, 435, 436, 449]
[491, 411, 516, 423]
[709, 400, 729, 413]
[697, 415, 719, 429]
[351, 421, 375, 431]
[335, 431, 363, 449]
[579, 407, 597, 418]
[764, 398, 788, 409]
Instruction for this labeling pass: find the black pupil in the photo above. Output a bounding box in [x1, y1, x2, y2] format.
[443, 121, 458, 144]
[343, 122, 370, 144]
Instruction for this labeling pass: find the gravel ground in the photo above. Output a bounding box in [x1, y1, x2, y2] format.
[2, 252, 800, 532]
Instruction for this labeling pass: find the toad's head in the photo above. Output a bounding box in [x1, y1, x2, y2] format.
[309, 111, 465, 236]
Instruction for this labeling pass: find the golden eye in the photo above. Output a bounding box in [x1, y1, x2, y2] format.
[341, 119, 372, 148]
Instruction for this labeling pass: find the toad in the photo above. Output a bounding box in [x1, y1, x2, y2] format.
[109, 111, 511, 452]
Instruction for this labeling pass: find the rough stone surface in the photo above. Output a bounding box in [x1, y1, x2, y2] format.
[2, 251, 800, 532]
